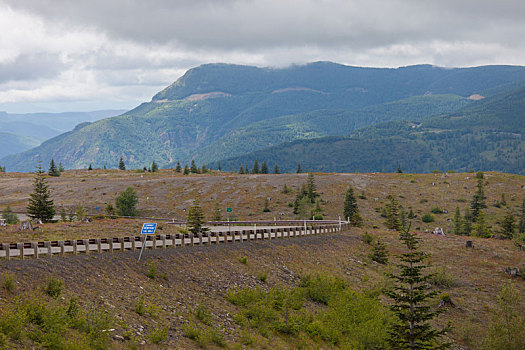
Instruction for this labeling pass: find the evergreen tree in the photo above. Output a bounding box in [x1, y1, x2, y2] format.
[260, 161, 268, 174]
[282, 184, 290, 194]
[306, 173, 319, 203]
[500, 209, 515, 239]
[343, 185, 362, 227]
[370, 239, 388, 264]
[296, 163, 302, 173]
[408, 208, 415, 219]
[385, 226, 451, 350]
[385, 195, 402, 231]
[252, 160, 259, 174]
[104, 203, 116, 218]
[88, 164, 92, 171]
[58, 163, 64, 172]
[190, 160, 199, 174]
[118, 157, 126, 170]
[48, 158, 60, 176]
[452, 206, 462, 235]
[213, 202, 222, 221]
[175, 161, 182, 173]
[115, 187, 138, 217]
[310, 199, 323, 219]
[2, 205, 19, 224]
[519, 198, 525, 234]
[238, 165, 245, 174]
[217, 162, 221, 171]
[187, 200, 209, 235]
[500, 193, 506, 206]
[201, 164, 207, 174]
[59, 207, 67, 222]
[462, 208, 473, 236]
[472, 210, 490, 237]
[274, 164, 280, 174]
[470, 179, 487, 220]
[397, 163, 403, 173]
[27, 164, 56, 222]
[183, 164, 190, 175]
[263, 198, 271, 212]
[151, 161, 158, 172]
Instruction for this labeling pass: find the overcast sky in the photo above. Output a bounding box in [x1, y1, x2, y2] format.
[1, 0, 524, 113]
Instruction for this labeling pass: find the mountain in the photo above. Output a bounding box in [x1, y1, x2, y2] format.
[217, 86, 525, 174]
[0, 132, 40, 159]
[3, 62, 525, 172]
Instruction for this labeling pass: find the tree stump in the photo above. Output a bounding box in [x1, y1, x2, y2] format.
[19, 221, 33, 231]
[465, 240, 474, 248]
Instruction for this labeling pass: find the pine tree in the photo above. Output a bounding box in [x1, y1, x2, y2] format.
[260, 161, 268, 174]
[187, 200, 209, 235]
[27, 164, 56, 222]
[190, 160, 199, 174]
[296, 163, 302, 173]
[370, 239, 388, 264]
[252, 160, 259, 174]
[311, 199, 323, 219]
[58, 163, 65, 172]
[48, 158, 60, 176]
[500, 209, 515, 239]
[385, 195, 402, 231]
[88, 164, 92, 171]
[397, 163, 403, 173]
[282, 184, 290, 194]
[452, 206, 462, 235]
[151, 161, 158, 172]
[2, 205, 19, 224]
[470, 179, 487, 220]
[118, 157, 126, 170]
[472, 210, 490, 238]
[263, 198, 271, 212]
[343, 185, 362, 227]
[274, 164, 280, 174]
[239, 165, 245, 174]
[385, 226, 451, 350]
[183, 164, 190, 175]
[306, 173, 319, 203]
[115, 187, 138, 217]
[175, 161, 182, 173]
[462, 208, 473, 236]
[519, 198, 525, 234]
[59, 207, 67, 222]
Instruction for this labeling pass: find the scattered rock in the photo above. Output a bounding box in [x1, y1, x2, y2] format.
[504, 267, 520, 277]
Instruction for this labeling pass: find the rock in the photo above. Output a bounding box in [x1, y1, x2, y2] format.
[465, 241, 474, 248]
[113, 335, 125, 341]
[504, 267, 520, 277]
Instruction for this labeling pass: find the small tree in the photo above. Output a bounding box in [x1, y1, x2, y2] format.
[472, 210, 490, 238]
[518, 198, 525, 234]
[58, 162, 65, 172]
[2, 205, 19, 224]
[343, 185, 362, 227]
[274, 164, 280, 174]
[385, 226, 451, 349]
[397, 163, 403, 173]
[499, 209, 515, 239]
[175, 161, 182, 173]
[452, 207, 462, 235]
[0, 164, 5, 172]
[311, 199, 323, 219]
[75, 204, 86, 221]
[238, 165, 245, 174]
[201, 164, 207, 174]
[260, 161, 268, 174]
[151, 161, 159, 172]
[252, 160, 259, 174]
[27, 164, 56, 222]
[385, 195, 402, 231]
[59, 207, 67, 222]
[88, 164, 93, 171]
[470, 179, 486, 221]
[217, 162, 221, 171]
[115, 187, 138, 217]
[183, 164, 190, 175]
[48, 158, 60, 177]
[104, 203, 116, 218]
[187, 201, 209, 235]
[190, 160, 199, 174]
[118, 157, 126, 170]
[263, 198, 271, 212]
[370, 239, 388, 264]
[296, 163, 302, 173]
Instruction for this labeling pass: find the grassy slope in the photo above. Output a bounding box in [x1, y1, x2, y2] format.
[0, 170, 524, 348]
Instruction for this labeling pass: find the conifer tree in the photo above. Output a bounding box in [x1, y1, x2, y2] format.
[58, 162, 64, 172]
[115, 187, 138, 217]
[88, 164, 92, 170]
[252, 160, 259, 174]
[175, 161, 182, 173]
[472, 210, 490, 237]
[190, 160, 199, 174]
[118, 156, 126, 170]
[343, 185, 362, 227]
[470, 179, 487, 220]
[519, 198, 525, 234]
[48, 158, 60, 176]
[201, 164, 207, 174]
[370, 239, 388, 264]
[263, 198, 271, 212]
[452, 206, 462, 235]
[500, 209, 515, 239]
[2, 205, 19, 224]
[151, 161, 158, 172]
[187, 200, 209, 235]
[385, 195, 402, 231]
[462, 208, 473, 236]
[385, 225, 451, 350]
[274, 164, 280, 174]
[397, 163, 403, 173]
[183, 164, 190, 175]
[311, 199, 323, 219]
[239, 165, 245, 174]
[260, 161, 268, 174]
[296, 163, 302, 173]
[306, 173, 319, 203]
[27, 164, 56, 222]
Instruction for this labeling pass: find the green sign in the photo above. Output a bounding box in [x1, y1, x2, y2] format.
[226, 207, 232, 213]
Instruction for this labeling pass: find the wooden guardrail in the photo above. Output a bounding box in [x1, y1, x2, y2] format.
[0, 222, 350, 260]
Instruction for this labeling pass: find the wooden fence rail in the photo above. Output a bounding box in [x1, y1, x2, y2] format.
[0, 222, 350, 260]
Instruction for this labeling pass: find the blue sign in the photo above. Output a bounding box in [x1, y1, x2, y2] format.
[141, 223, 157, 235]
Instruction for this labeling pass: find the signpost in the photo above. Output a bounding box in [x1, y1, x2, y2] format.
[226, 208, 232, 233]
[138, 223, 157, 261]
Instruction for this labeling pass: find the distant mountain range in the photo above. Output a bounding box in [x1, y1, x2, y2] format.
[1, 62, 525, 174]
[0, 110, 126, 159]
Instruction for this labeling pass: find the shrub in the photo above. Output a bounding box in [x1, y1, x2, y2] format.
[431, 207, 443, 214]
[134, 296, 146, 316]
[429, 267, 457, 289]
[44, 277, 63, 299]
[300, 274, 346, 305]
[145, 262, 157, 279]
[257, 272, 268, 283]
[238, 256, 248, 265]
[183, 324, 201, 340]
[195, 304, 212, 326]
[149, 326, 168, 344]
[421, 213, 435, 223]
[361, 232, 373, 245]
[1, 273, 15, 292]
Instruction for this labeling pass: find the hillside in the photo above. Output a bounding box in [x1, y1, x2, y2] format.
[3, 63, 525, 172]
[0, 170, 524, 348]
[0, 132, 40, 159]
[218, 86, 525, 174]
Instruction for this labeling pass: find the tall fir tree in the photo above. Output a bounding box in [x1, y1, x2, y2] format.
[151, 161, 158, 172]
[58, 162, 65, 172]
[472, 210, 490, 237]
[296, 162, 302, 173]
[306, 172, 319, 203]
[88, 164, 92, 171]
[470, 179, 487, 220]
[385, 225, 451, 350]
[397, 163, 403, 173]
[452, 206, 462, 235]
[175, 161, 182, 173]
[274, 164, 280, 174]
[260, 161, 268, 174]
[217, 162, 221, 171]
[190, 160, 199, 174]
[187, 200, 209, 235]
[48, 158, 60, 176]
[343, 185, 363, 227]
[499, 209, 515, 239]
[183, 164, 190, 175]
[27, 164, 56, 222]
[252, 160, 260, 174]
[385, 195, 403, 231]
[118, 156, 126, 170]
[370, 239, 389, 264]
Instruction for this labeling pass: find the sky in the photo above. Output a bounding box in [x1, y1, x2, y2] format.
[1, 0, 524, 113]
